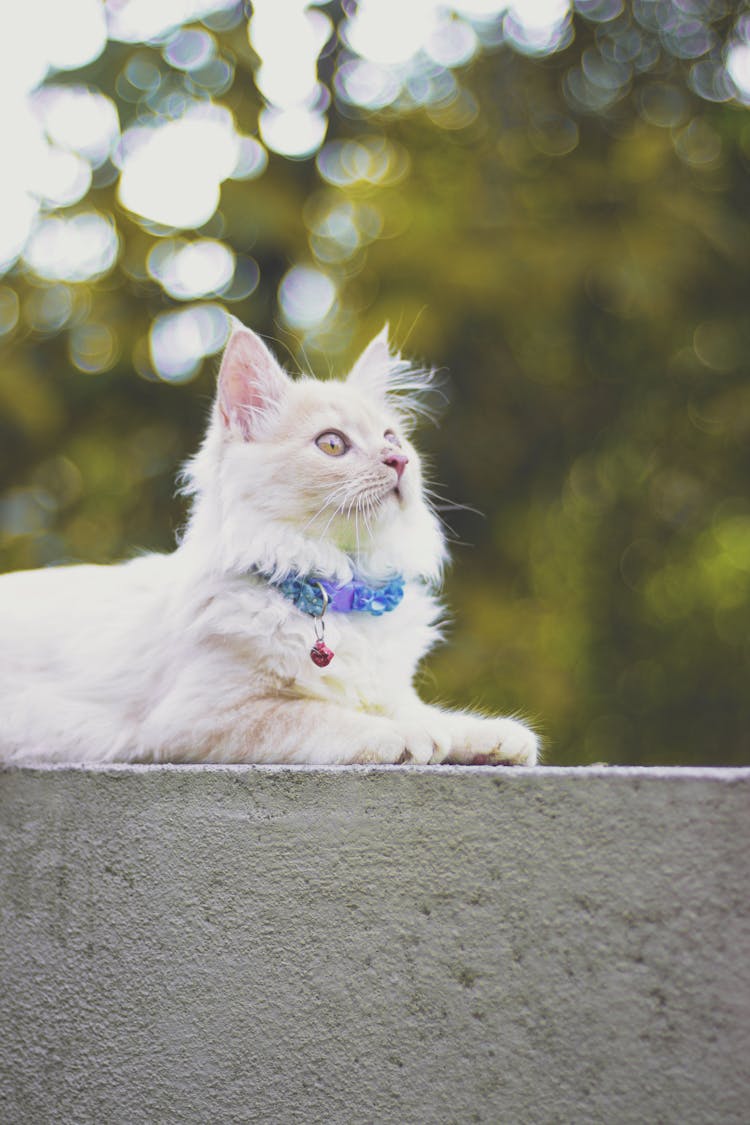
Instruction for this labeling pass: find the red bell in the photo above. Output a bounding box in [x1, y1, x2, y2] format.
[310, 639, 334, 667]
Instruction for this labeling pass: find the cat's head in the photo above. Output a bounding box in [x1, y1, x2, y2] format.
[184, 321, 446, 582]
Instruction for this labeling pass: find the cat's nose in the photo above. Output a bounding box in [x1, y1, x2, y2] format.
[383, 451, 409, 481]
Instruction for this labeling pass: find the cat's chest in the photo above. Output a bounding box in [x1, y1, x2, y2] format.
[292, 610, 419, 706]
[289, 583, 440, 703]
[202, 580, 435, 704]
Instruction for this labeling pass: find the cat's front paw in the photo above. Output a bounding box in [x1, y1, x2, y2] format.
[350, 718, 437, 766]
[442, 715, 539, 767]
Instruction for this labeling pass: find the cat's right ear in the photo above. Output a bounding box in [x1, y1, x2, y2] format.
[217, 326, 289, 440]
[346, 324, 392, 399]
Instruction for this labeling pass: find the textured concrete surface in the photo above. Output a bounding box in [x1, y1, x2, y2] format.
[1, 765, 748, 1125]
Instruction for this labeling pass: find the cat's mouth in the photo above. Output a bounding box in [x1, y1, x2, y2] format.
[365, 479, 406, 510]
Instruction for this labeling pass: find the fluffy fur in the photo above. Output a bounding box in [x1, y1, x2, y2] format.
[0, 323, 538, 766]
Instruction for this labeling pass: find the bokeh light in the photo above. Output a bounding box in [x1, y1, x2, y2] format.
[0, 194, 41, 276]
[0, 0, 109, 273]
[118, 105, 239, 228]
[149, 303, 229, 381]
[0, 0, 744, 287]
[259, 105, 329, 161]
[25, 285, 75, 334]
[163, 28, 216, 71]
[23, 212, 119, 282]
[344, 0, 442, 67]
[69, 323, 119, 373]
[106, 0, 239, 44]
[305, 198, 383, 265]
[231, 136, 269, 180]
[727, 42, 750, 103]
[32, 86, 120, 167]
[251, 0, 332, 158]
[316, 137, 410, 187]
[278, 266, 336, 329]
[0, 288, 20, 336]
[504, 0, 572, 56]
[148, 239, 236, 300]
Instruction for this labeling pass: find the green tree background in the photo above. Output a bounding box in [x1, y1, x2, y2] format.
[1, 1, 749, 765]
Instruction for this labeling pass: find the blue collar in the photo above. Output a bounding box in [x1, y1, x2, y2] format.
[262, 571, 405, 618]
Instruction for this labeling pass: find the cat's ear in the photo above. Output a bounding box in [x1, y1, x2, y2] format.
[346, 324, 393, 399]
[217, 325, 289, 440]
[347, 325, 438, 429]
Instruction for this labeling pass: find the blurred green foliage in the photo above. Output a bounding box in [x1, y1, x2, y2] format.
[2, 2, 749, 765]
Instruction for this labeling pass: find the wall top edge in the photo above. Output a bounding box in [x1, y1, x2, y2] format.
[2, 763, 749, 782]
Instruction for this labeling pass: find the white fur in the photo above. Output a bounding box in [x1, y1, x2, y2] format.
[0, 324, 538, 766]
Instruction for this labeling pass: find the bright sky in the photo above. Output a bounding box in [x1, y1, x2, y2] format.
[1, 0, 747, 375]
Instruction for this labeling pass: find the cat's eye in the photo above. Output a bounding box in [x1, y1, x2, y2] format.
[384, 430, 401, 447]
[316, 431, 349, 457]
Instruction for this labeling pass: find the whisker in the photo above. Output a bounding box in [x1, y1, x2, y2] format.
[398, 305, 427, 352]
[422, 486, 485, 519]
[315, 493, 350, 541]
[302, 483, 352, 533]
[267, 321, 306, 379]
[354, 499, 361, 554]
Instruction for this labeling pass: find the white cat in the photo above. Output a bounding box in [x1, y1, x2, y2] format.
[0, 322, 538, 766]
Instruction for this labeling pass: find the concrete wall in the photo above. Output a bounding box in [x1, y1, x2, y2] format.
[1, 764, 748, 1125]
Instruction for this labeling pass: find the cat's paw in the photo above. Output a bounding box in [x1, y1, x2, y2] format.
[442, 715, 539, 766]
[351, 719, 437, 765]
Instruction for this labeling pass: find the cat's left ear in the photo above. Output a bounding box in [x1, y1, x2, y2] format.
[217, 325, 289, 440]
[346, 325, 436, 429]
[346, 325, 393, 399]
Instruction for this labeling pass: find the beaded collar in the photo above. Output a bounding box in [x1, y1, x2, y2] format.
[256, 570, 405, 668]
[273, 574, 405, 617]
